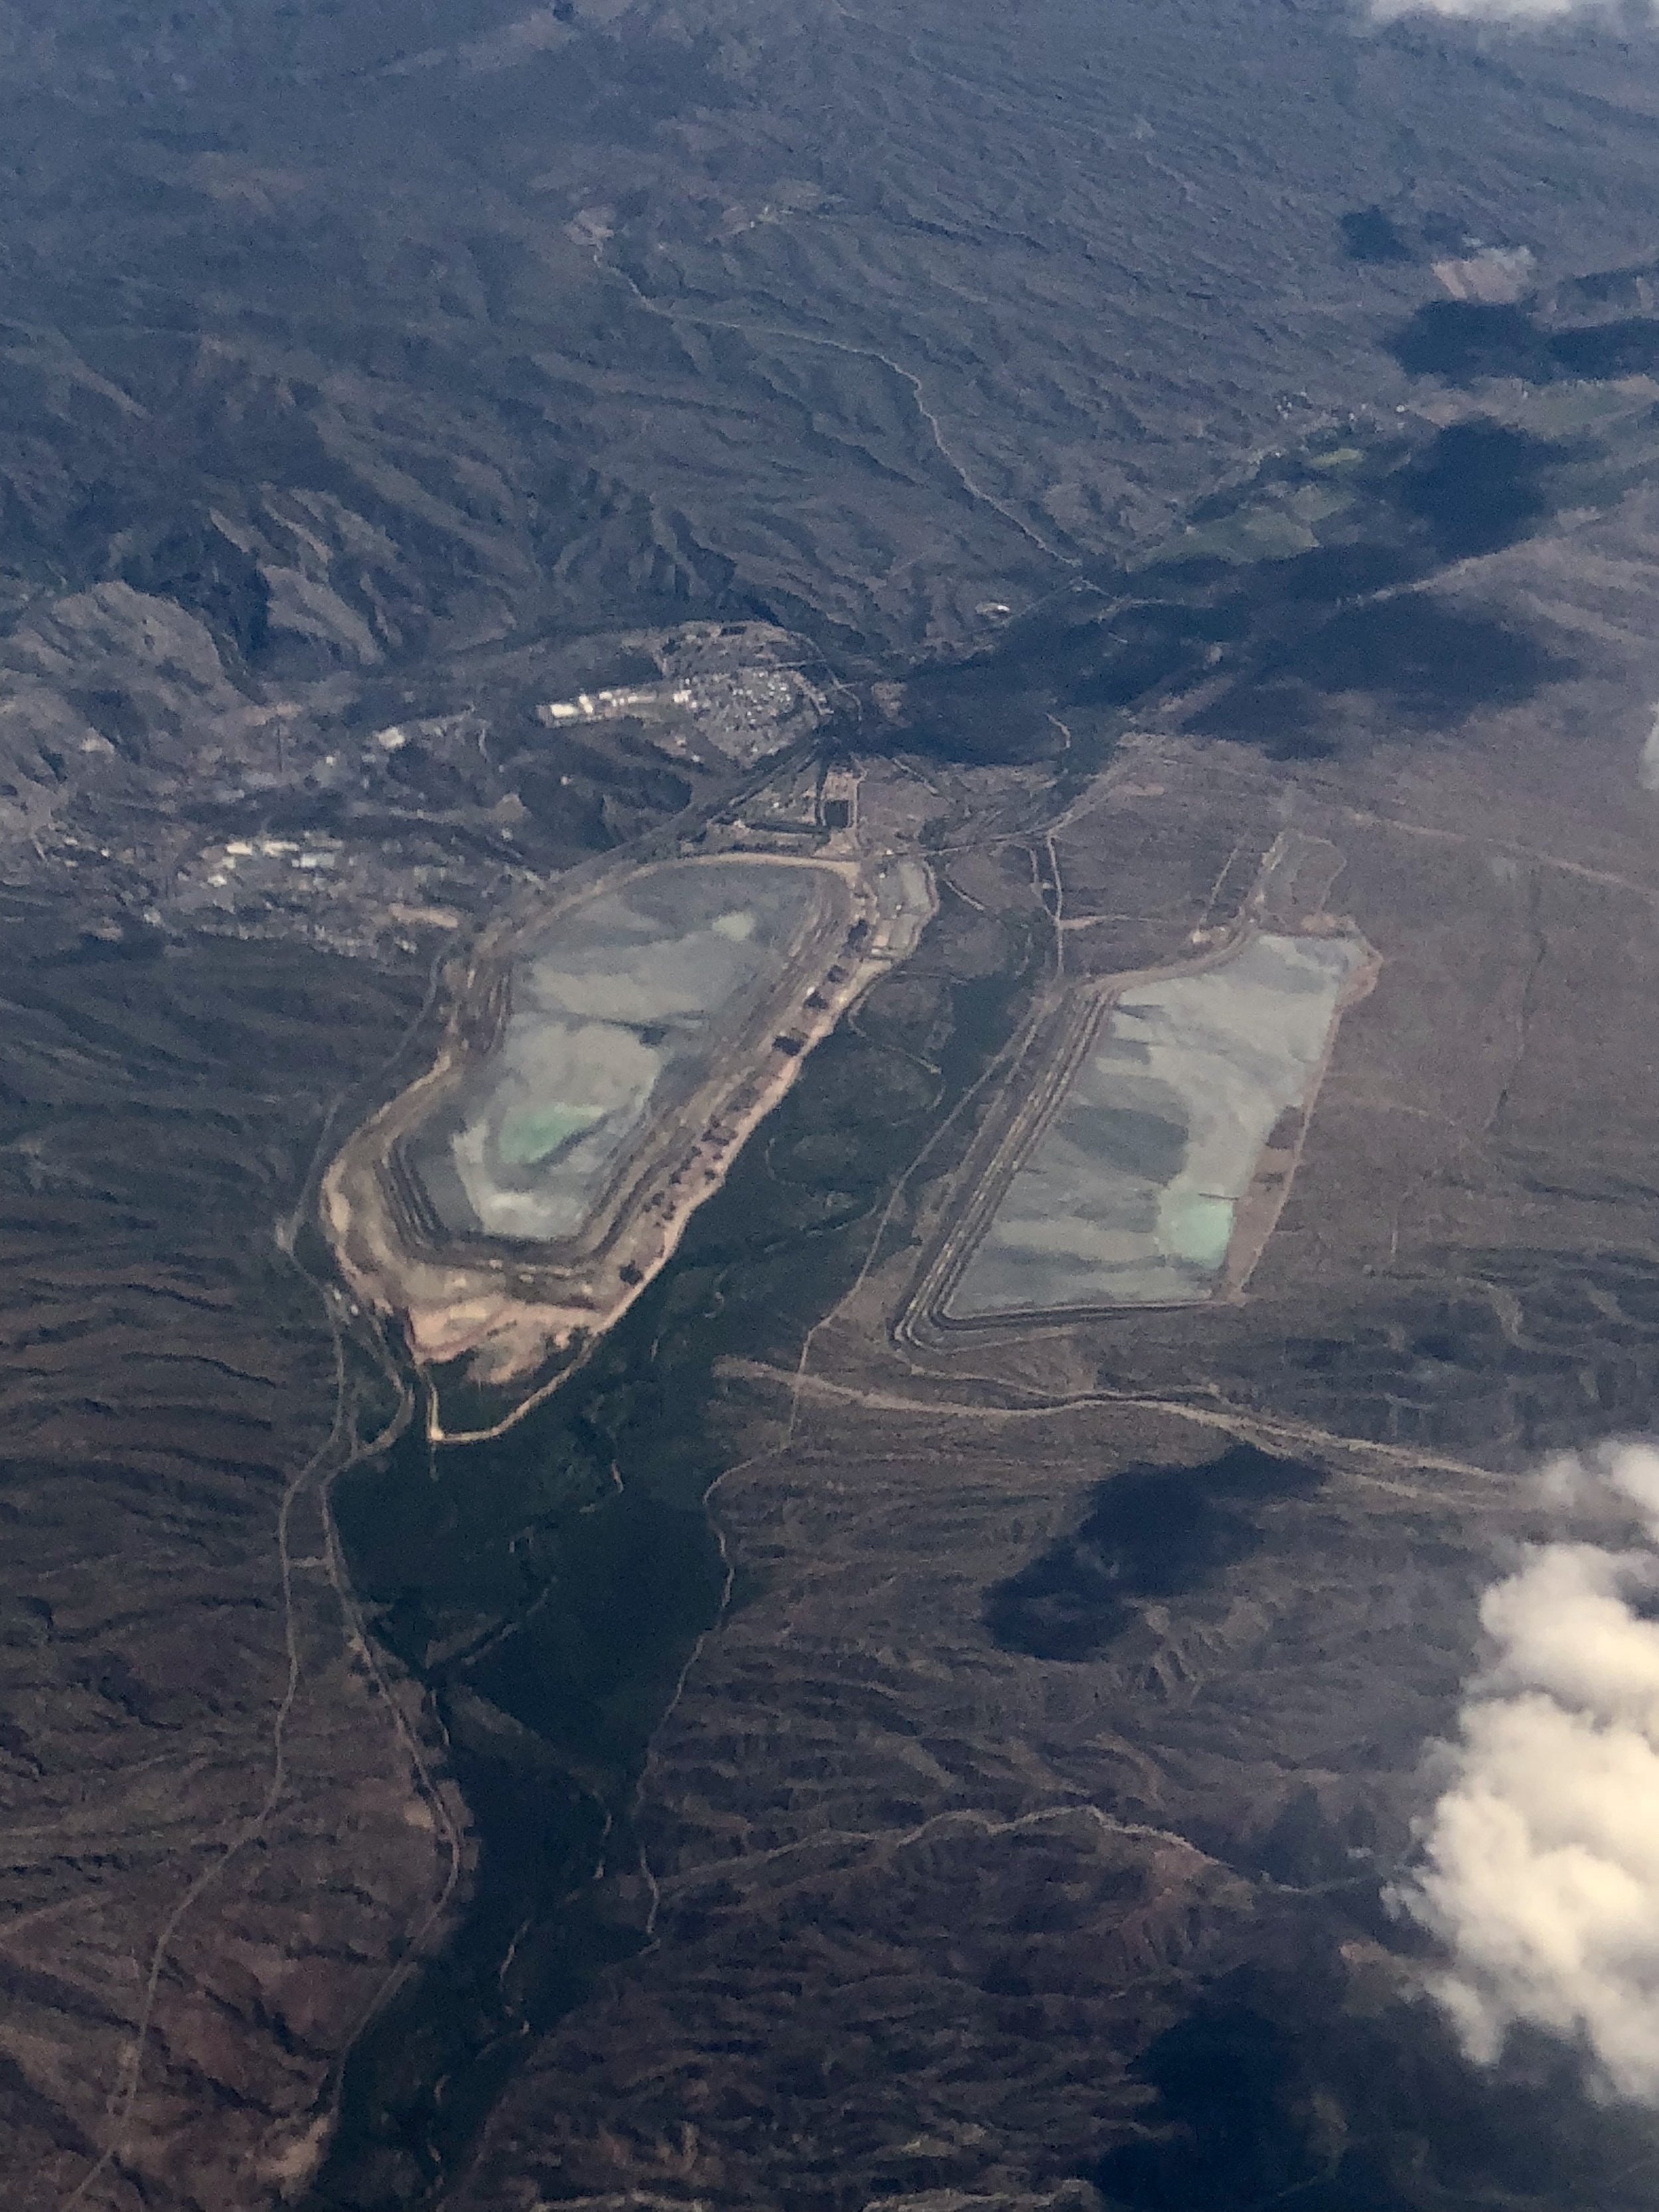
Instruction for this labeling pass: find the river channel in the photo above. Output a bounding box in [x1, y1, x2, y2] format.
[303, 885, 1041, 2209]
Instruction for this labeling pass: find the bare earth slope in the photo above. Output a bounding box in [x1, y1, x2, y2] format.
[0, 922, 459, 2211]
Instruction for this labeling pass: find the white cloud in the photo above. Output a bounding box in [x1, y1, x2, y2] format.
[1391, 1443, 1659, 2102]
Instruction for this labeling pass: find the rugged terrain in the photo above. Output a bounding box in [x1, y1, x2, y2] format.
[445, 423, 1659, 2209]
[5, 1, 1659, 2209]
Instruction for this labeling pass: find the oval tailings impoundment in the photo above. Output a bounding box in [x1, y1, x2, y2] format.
[407, 861, 832, 1244]
[324, 844, 935, 1434]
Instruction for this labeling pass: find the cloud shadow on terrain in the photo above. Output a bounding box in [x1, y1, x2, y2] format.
[1340, 205, 1416, 265]
[1389, 277, 1659, 390]
[884, 413, 1581, 770]
[982, 1444, 1321, 1663]
[1384, 421, 1569, 560]
[1287, 596, 1574, 719]
[1091, 1958, 1659, 2212]
[1188, 595, 1576, 758]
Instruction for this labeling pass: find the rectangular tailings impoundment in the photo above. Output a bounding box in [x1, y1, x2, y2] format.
[945, 930, 1368, 1318]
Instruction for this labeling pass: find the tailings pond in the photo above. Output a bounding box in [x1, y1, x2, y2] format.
[945, 930, 1368, 1319]
[406, 858, 841, 1244]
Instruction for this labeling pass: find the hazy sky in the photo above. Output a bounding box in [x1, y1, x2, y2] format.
[1373, 0, 1622, 17]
